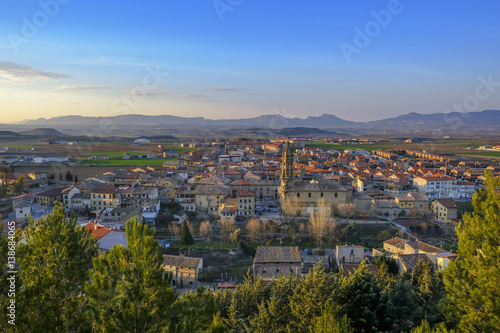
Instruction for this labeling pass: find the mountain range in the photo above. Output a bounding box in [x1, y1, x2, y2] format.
[2, 110, 499, 138]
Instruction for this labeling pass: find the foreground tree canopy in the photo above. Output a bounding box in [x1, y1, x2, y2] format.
[1, 173, 499, 332]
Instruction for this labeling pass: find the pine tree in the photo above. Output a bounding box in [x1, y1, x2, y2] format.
[333, 261, 391, 333]
[288, 263, 336, 332]
[85, 218, 176, 332]
[74, 175, 78, 183]
[180, 219, 194, 249]
[65, 170, 73, 181]
[313, 300, 354, 333]
[443, 171, 500, 332]
[16, 203, 98, 332]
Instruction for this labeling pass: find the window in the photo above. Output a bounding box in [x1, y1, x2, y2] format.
[335, 193, 338, 198]
[297, 193, 300, 198]
[290, 268, 293, 273]
[308, 193, 311, 198]
[263, 268, 266, 274]
[320, 192, 324, 198]
[276, 267, 280, 273]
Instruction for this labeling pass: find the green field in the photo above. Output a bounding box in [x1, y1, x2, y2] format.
[161, 142, 199, 152]
[458, 151, 500, 157]
[87, 151, 145, 158]
[79, 158, 175, 166]
[305, 141, 388, 153]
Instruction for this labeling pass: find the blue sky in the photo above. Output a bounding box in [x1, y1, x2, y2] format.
[1, 0, 499, 123]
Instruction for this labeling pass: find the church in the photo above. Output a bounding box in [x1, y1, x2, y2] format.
[279, 139, 351, 216]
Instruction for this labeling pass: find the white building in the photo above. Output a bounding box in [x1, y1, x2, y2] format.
[413, 176, 457, 199]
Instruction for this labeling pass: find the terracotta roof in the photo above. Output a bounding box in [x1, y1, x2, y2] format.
[91, 187, 116, 194]
[84, 222, 111, 240]
[162, 255, 202, 268]
[254, 246, 302, 264]
[236, 190, 255, 197]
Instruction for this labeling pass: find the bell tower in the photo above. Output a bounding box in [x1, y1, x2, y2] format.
[280, 138, 294, 189]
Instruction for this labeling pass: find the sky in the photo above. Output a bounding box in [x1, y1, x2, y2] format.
[1, 1, 500, 123]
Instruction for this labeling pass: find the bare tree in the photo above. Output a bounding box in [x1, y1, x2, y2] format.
[245, 218, 262, 242]
[219, 217, 236, 242]
[199, 221, 213, 241]
[308, 201, 336, 248]
[168, 223, 180, 237]
[337, 202, 356, 220]
[0, 166, 11, 195]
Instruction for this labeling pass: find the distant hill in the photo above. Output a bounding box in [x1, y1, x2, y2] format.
[366, 110, 500, 132]
[19, 128, 66, 137]
[3, 110, 500, 137]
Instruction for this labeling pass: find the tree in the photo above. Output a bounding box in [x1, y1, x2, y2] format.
[14, 175, 26, 195]
[375, 253, 399, 275]
[230, 228, 241, 243]
[313, 300, 354, 333]
[219, 217, 236, 243]
[288, 264, 336, 332]
[442, 172, 500, 332]
[0, 165, 11, 195]
[308, 202, 335, 248]
[376, 230, 393, 241]
[245, 218, 262, 242]
[340, 221, 360, 244]
[85, 218, 176, 332]
[169, 222, 181, 236]
[65, 170, 73, 181]
[16, 203, 98, 332]
[59, 172, 62, 181]
[181, 219, 195, 249]
[199, 221, 213, 241]
[74, 175, 78, 183]
[333, 261, 391, 333]
[337, 202, 356, 220]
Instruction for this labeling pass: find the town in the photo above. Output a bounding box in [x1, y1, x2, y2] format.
[2, 135, 499, 288]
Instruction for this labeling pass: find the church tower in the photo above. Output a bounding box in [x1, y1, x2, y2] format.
[280, 138, 294, 189]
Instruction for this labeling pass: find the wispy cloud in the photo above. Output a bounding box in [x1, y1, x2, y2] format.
[179, 94, 207, 99]
[0, 61, 70, 83]
[206, 87, 245, 92]
[53, 85, 114, 91]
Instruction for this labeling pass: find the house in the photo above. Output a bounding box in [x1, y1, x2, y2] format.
[162, 254, 203, 288]
[97, 229, 128, 256]
[413, 176, 457, 199]
[12, 194, 34, 222]
[431, 198, 458, 223]
[90, 186, 117, 211]
[131, 186, 158, 207]
[396, 253, 434, 273]
[35, 187, 67, 205]
[219, 198, 238, 224]
[236, 190, 255, 217]
[380, 237, 446, 265]
[336, 244, 364, 267]
[436, 253, 460, 271]
[253, 246, 302, 281]
[195, 184, 231, 215]
[174, 189, 196, 212]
